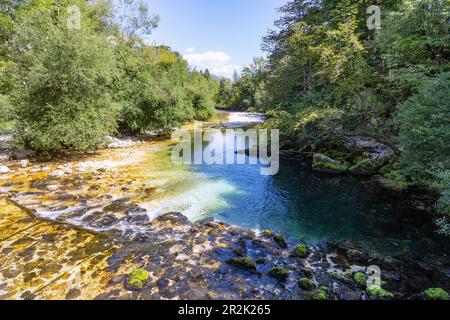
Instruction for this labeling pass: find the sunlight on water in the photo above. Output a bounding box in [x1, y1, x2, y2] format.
[140, 178, 239, 222]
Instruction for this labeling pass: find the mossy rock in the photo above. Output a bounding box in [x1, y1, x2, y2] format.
[379, 163, 395, 175]
[300, 268, 314, 279]
[349, 158, 383, 175]
[298, 278, 316, 291]
[273, 234, 287, 248]
[226, 257, 256, 271]
[293, 245, 310, 258]
[261, 230, 273, 238]
[366, 287, 393, 299]
[312, 154, 349, 174]
[314, 289, 328, 300]
[330, 272, 352, 284]
[127, 268, 150, 290]
[353, 272, 367, 286]
[424, 288, 449, 300]
[268, 267, 289, 282]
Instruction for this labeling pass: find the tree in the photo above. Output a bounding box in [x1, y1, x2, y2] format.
[395, 72, 450, 185]
[9, 2, 119, 153]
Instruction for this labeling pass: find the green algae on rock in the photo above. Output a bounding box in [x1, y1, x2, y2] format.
[293, 245, 310, 258]
[424, 288, 449, 300]
[312, 153, 349, 174]
[261, 230, 273, 238]
[299, 278, 315, 291]
[268, 267, 289, 282]
[353, 272, 367, 287]
[300, 268, 314, 279]
[127, 269, 150, 290]
[226, 257, 257, 271]
[366, 287, 393, 299]
[273, 234, 287, 248]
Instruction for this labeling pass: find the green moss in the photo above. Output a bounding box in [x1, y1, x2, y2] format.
[424, 288, 449, 300]
[298, 278, 315, 291]
[130, 268, 150, 281]
[274, 234, 287, 248]
[261, 230, 273, 238]
[300, 268, 314, 279]
[293, 245, 310, 258]
[331, 272, 352, 283]
[379, 163, 395, 175]
[349, 158, 381, 174]
[314, 289, 328, 300]
[128, 278, 144, 289]
[353, 272, 367, 286]
[127, 268, 150, 289]
[313, 159, 349, 173]
[226, 257, 256, 270]
[269, 267, 289, 282]
[367, 287, 394, 299]
[384, 171, 409, 190]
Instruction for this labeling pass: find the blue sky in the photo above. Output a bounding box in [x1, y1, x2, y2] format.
[146, 0, 287, 77]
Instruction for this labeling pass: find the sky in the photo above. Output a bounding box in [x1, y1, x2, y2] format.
[146, 0, 287, 78]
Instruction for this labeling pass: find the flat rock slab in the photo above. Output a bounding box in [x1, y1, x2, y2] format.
[0, 198, 124, 300]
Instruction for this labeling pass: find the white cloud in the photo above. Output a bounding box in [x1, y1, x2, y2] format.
[184, 47, 195, 53]
[183, 50, 240, 78]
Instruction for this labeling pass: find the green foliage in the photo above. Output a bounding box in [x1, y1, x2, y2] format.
[434, 170, 450, 236]
[9, 4, 118, 153]
[395, 72, 450, 185]
[424, 288, 449, 300]
[2, 0, 219, 151]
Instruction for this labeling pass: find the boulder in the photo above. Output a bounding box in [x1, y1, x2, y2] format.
[312, 153, 349, 174]
[345, 138, 395, 175]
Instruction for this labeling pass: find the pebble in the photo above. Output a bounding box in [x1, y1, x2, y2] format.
[20, 160, 29, 168]
[0, 165, 10, 174]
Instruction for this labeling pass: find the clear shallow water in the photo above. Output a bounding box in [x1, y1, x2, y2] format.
[138, 112, 449, 258]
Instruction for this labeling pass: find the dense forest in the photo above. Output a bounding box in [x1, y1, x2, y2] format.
[0, 0, 218, 152]
[218, 0, 449, 236]
[0, 0, 448, 235]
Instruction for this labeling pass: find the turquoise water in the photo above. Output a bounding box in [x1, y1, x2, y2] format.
[173, 114, 450, 259]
